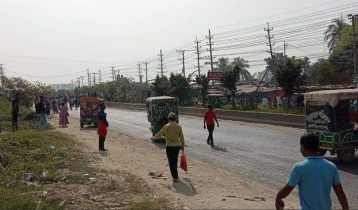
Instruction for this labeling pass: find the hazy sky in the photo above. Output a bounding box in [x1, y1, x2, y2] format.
[0, 0, 357, 85]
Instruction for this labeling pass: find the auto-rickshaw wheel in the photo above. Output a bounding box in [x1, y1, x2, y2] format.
[337, 148, 355, 163]
[80, 122, 84, 128]
[318, 149, 327, 156]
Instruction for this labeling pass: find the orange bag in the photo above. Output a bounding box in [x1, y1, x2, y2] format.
[180, 150, 187, 172]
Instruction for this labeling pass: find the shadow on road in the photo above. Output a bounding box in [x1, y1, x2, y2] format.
[153, 138, 166, 150]
[212, 145, 228, 152]
[326, 156, 358, 176]
[170, 178, 197, 196]
[80, 126, 97, 131]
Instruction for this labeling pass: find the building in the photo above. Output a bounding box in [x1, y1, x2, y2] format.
[50, 83, 74, 91]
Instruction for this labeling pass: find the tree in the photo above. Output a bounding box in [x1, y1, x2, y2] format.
[220, 65, 241, 107]
[275, 58, 306, 105]
[324, 18, 347, 53]
[169, 73, 193, 105]
[217, 57, 230, 72]
[195, 74, 208, 105]
[151, 75, 170, 96]
[231, 57, 251, 81]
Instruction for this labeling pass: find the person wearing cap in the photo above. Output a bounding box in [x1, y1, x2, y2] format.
[151, 112, 185, 182]
[97, 102, 109, 151]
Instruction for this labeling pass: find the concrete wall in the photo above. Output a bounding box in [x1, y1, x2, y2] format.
[106, 102, 305, 128]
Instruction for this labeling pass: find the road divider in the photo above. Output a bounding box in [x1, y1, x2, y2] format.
[106, 102, 305, 128]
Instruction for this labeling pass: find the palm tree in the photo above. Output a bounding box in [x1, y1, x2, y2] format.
[217, 57, 230, 71]
[231, 57, 251, 81]
[324, 18, 347, 53]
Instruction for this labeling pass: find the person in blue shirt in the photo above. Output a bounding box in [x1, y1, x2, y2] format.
[276, 133, 349, 210]
[97, 102, 108, 151]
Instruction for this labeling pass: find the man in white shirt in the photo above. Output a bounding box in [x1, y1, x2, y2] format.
[262, 97, 268, 109]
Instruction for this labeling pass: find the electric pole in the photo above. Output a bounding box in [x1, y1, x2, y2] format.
[111, 65, 115, 81]
[284, 40, 288, 57]
[143, 62, 149, 83]
[207, 29, 214, 72]
[137, 63, 143, 83]
[92, 73, 97, 86]
[87, 69, 91, 86]
[80, 76, 85, 87]
[195, 37, 203, 77]
[116, 70, 120, 81]
[348, 14, 358, 87]
[265, 22, 275, 86]
[77, 77, 81, 88]
[98, 70, 102, 84]
[0, 63, 4, 90]
[157, 49, 165, 76]
[177, 50, 186, 77]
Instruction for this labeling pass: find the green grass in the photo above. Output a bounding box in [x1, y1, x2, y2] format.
[0, 129, 89, 209]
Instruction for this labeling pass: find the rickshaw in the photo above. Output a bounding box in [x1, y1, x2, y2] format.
[304, 89, 358, 163]
[80, 97, 104, 128]
[146, 96, 179, 136]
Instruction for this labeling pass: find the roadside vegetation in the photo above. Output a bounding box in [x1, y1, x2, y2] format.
[0, 98, 172, 209]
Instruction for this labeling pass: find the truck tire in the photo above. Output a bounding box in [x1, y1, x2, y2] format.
[337, 148, 355, 163]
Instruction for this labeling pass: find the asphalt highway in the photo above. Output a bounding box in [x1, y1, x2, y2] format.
[72, 107, 358, 208]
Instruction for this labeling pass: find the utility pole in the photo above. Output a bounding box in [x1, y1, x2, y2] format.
[157, 49, 165, 76]
[195, 37, 203, 77]
[177, 50, 186, 77]
[143, 62, 149, 83]
[77, 77, 81, 88]
[265, 22, 275, 86]
[98, 70, 102, 84]
[137, 63, 143, 83]
[80, 76, 85, 87]
[116, 70, 120, 81]
[284, 40, 288, 57]
[111, 65, 115, 81]
[0, 63, 4, 90]
[92, 73, 97, 86]
[348, 14, 358, 87]
[207, 29, 214, 72]
[87, 69, 91, 86]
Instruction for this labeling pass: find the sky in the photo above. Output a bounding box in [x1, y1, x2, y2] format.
[0, 0, 357, 85]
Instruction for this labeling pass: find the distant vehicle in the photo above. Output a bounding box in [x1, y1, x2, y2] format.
[304, 89, 358, 163]
[146, 96, 179, 136]
[80, 97, 104, 128]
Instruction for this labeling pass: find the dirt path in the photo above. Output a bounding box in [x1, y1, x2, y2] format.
[49, 115, 299, 209]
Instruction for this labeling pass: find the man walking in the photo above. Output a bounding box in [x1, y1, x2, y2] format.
[39, 96, 47, 130]
[204, 104, 219, 147]
[275, 133, 349, 210]
[11, 93, 20, 132]
[151, 112, 185, 182]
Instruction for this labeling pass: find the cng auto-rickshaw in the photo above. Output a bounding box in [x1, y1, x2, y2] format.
[146, 96, 179, 136]
[305, 89, 358, 162]
[80, 97, 104, 128]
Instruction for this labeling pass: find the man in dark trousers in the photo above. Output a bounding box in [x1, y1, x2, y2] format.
[11, 93, 21, 132]
[276, 133, 349, 210]
[204, 104, 219, 147]
[97, 102, 108, 151]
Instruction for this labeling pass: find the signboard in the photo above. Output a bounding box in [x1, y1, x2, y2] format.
[208, 72, 222, 80]
[306, 102, 334, 131]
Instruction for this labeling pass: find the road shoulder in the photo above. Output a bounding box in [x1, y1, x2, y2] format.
[50, 115, 299, 209]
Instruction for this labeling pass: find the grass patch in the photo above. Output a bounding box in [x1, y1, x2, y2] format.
[0, 130, 89, 209]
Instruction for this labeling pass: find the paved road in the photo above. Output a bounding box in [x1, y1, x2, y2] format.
[72, 108, 358, 208]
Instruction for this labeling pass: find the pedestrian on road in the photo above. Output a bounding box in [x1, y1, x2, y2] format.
[275, 133, 349, 210]
[11, 93, 21, 132]
[58, 103, 69, 127]
[97, 102, 109, 151]
[151, 112, 185, 182]
[262, 97, 268, 109]
[204, 104, 219, 147]
[39, 96, 47, 130]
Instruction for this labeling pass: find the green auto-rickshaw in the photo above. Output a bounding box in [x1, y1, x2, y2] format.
[146, 96, 179, 136]
[305, 89, 358, 163]
[80, 97, 104, 128]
